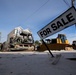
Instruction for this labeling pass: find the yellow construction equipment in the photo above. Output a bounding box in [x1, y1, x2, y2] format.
[37, 34, 73, 51]
[72, 40, 76, 49]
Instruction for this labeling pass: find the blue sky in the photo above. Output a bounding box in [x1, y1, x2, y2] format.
[0, 0, 76, 44]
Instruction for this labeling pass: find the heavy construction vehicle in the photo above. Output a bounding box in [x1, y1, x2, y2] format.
[0, 43, 2, 50]
[72, 40, 76, 49]
[37, 34, 73, 51]
[5, 26, 35, 51]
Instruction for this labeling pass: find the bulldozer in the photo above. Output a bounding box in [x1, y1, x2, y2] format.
[37, 34, 73, 51]
[72, 40, 76, 50]
[2, 26, 35, 51]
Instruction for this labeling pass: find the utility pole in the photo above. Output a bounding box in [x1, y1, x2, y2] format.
[71, 0, 75, 6]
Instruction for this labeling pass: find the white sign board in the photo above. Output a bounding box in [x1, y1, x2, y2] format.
[37, 6, 76, 39]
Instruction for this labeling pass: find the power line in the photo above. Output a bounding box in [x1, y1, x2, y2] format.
[63, 0, 70, 7]
[25, 0, 50, 21]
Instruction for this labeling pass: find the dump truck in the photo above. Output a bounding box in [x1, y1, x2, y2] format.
[37, 34, 73, 51]
[5, 26, 35, 51]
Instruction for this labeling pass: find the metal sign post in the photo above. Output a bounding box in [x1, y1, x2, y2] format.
[42, 39, 54, 57]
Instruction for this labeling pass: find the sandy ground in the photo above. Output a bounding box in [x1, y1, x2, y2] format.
[0, 50, 76, 75]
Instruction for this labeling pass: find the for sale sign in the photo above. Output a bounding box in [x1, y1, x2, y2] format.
[37, 6, 76, 39]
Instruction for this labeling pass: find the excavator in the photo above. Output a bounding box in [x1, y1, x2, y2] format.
[37, 34, 73, 51]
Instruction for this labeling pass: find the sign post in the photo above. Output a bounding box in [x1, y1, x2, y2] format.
[42, 39, 54, 57]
